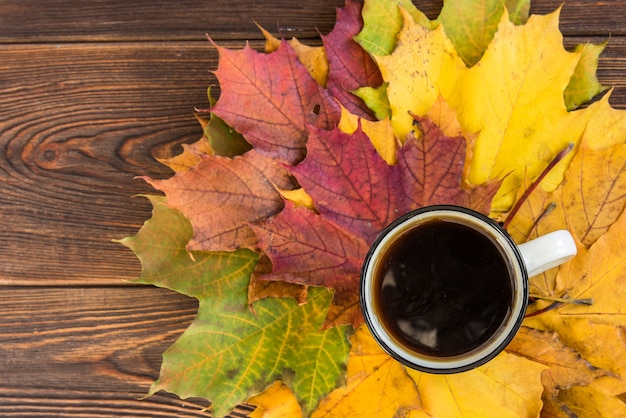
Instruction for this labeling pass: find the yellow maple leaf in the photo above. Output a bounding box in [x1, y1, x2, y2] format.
[505, 122, 626, 269]
[407, 351, 546, 418]
[506, 326, 610, 413]
[557, 385, 626, 418]
[498, 112, 626, 407]
[373, 8, 466, 143]
[248, 381, 303, 418]
[519, 211, 626, 397]
[312, 326, 424, 417]
[449, 9, 595, 211]
[552, 213, 626, 327]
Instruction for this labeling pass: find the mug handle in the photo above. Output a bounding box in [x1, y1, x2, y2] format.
[517, 230, 577, 277]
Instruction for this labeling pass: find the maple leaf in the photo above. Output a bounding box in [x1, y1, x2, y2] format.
[321, 0, 383, 119]
[506, 326, 609, 414]
[501, 110, 626, 409]
[504, 114, 626, 297]
[437, 0, 531, 65]
[247, 381, 303, 418]
[210, 39, 340, 165]
[508, 151, 626, 250]
[260, 0, 383, 120]
[449, 10, 592, 210]
[119, 196, 350, 417]
[407, 350, 546, 417]
[254, 116, 499, 328]
[313, 326, 423, 417]
[145, 149, 295, 251]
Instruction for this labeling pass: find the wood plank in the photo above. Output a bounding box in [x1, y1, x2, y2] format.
[1, 0, 624, 44]
[0, 286, 193, 389]
[0, 286, 255, 416]
[1, 37, 626, 286]
[0, 0, 346, 43]
[530, 0, 626, 36]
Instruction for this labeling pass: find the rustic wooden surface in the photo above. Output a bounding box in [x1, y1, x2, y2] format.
[0, 0, 624, 415]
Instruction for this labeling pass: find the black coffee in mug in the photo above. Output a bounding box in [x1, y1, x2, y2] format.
[362, 205, 576, 373]
[373, 219, 513, 357]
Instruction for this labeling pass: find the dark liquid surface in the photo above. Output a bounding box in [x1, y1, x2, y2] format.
[374, 220, 512, 357]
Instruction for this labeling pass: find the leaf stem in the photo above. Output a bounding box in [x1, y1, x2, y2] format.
[524, 302, 560, 318]
[503, 143, 574, 229]
[529, 293, 593, 306]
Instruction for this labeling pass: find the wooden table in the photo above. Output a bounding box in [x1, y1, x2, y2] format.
[1, 0, 624, 415]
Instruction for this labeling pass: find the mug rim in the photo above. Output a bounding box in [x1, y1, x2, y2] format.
[360, 204, 529, 374]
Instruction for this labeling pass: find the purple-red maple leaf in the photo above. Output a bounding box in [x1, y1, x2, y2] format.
[253, 116, 500, 328]
[323, 0, 383, 119]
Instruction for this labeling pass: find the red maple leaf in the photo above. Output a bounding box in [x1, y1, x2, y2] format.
[210, 39, 341, 165]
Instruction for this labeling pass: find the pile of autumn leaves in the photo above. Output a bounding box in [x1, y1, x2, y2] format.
[119, 0, 626, 416]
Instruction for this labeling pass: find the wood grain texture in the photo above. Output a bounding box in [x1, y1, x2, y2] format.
[0, 0, 347, 43]
[530, 0, 626, 36]
[0, 0, 625, 415]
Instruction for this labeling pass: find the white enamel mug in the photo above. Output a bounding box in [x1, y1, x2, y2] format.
[360, 205, 577, 374]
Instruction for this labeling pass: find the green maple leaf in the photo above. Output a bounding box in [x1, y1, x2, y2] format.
[437, 0, 530, 65]
[353, 0, 433, 56]
[118, 196, 350, 417]
[564, 41, 609, 110]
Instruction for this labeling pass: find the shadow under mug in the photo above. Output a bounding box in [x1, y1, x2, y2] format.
[360, 205, 577, 374]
